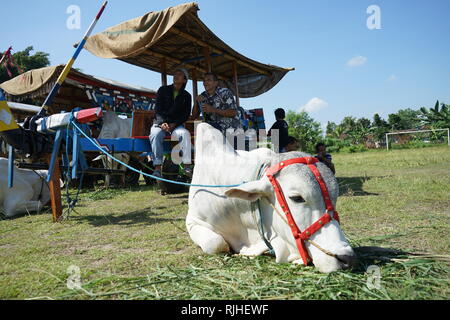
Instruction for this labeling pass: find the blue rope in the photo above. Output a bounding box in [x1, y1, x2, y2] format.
[254, 163, 275, 255]
[69, 119, 245, 188]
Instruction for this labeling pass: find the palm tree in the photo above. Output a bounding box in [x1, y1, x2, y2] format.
[419, 100, 450, 128]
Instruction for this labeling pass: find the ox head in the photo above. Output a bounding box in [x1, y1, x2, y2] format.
[225, 152, 357, 273]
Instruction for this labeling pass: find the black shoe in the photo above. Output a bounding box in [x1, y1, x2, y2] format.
[183, 166, 193, 178]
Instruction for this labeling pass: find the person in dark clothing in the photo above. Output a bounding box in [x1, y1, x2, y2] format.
[268, 108, 289, 153]
[149, 69, 192, 177]
[315, 142, 336, 174]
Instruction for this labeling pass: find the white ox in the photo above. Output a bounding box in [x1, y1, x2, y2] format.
[0, 158, 50, 218]
[186, 124, 357, 273]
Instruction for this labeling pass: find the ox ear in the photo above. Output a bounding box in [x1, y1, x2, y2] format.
[225, 179, 272, 202]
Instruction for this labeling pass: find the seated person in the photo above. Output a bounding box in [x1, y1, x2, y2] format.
[285, 136, 299, 152]
[191, 72, 242, 135]
[315, 142, 336, 174]
[149, 69, 192, 178]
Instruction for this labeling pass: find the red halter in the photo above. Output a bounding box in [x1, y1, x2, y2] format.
[265, 156, 340, 265]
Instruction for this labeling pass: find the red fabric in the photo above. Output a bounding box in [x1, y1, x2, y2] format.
[300, 213, 332, 240]
[76, 107, 103, 123]
[1, 47, 23, 78]
[307, 164, 335, 212]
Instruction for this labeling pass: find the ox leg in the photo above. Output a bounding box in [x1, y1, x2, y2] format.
[187, 223, 230, 255]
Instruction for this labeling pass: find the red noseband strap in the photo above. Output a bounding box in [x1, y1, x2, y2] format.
[266, 156, 340, 265]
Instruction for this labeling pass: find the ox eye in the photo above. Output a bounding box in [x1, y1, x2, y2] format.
[290, 196, 305, 203]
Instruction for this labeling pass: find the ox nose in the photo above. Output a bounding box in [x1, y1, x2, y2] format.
[337, 254, 359, 270]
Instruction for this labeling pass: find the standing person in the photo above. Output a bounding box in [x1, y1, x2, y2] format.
[268, 108, 289, 153]
[149, 69, 192, 178]
[315, 142, 336, 174]
[191, 72, 242, 135]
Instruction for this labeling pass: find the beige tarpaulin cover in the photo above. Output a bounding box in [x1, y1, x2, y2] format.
[0, 65, 156, 99]
[0, 65, 62, 98]
[84, 2, 294, 98]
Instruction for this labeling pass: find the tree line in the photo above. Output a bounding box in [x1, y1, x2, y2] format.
[286, 101, 449, 154]
[0, 46, 50, 83]
[2, 48, 449, 154]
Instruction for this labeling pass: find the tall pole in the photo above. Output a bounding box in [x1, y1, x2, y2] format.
[232, 61, 240, 107]
[38, 1, 108, 117]
[203, 47, 212, 72]
[160, 58, 167, 86]
[192, 69, 198, 102]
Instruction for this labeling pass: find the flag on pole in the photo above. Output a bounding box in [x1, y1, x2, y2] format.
[0, 47, 24, 78]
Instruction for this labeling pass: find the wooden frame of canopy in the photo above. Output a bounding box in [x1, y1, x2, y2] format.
[83, 2, 294, 107]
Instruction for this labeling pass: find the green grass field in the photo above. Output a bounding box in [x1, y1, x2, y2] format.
[0, 146, 449, 300]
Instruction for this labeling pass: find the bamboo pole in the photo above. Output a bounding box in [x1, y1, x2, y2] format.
[145, 50, 228, 81]
[192, 69, 198, 102]
[160, 57, 167, 86]
[171, 27, 271, 76]
[46, 155, 62, 222]
[232, 61, 240, 107]
[38, 1, 108, 117]
[203, 46, 212, 72]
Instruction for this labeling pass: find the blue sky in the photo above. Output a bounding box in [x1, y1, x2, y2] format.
[1, 0, 449, 129]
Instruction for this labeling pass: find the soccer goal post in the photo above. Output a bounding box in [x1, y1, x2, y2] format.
[385, 128, 450, 150]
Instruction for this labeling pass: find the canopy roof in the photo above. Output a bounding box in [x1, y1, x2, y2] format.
[0, 65, 155, 98]
[0, 65, 156, 114]
[84, 2, 294, 98]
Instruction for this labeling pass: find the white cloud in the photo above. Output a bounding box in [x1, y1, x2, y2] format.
[347, 56, 367, 67]
[300, 97, 329, 113]
[387, 74, 397, 81]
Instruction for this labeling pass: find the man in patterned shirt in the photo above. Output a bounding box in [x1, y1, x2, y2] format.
[192, 73, 242, 135]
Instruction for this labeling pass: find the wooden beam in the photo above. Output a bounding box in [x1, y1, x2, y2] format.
[160, 58, 167, 86]
[170, 27, 271, 76]
[203, 46, 212, 72]
[232, 61, 240, 107]
[191, 68, 198, 103]
[145, 50, 228, 81]
[46, 155, 62, 222]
